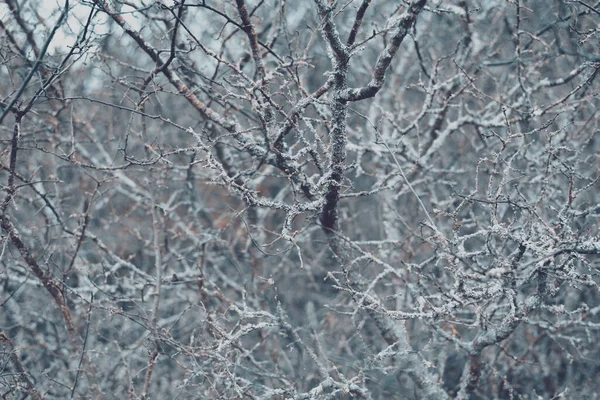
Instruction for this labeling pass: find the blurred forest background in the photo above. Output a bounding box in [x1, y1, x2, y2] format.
[1, 0, 599, 398]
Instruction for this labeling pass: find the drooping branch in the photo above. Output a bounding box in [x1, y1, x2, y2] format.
[0, 0, 69, 124]
[0, 332, 45, 400]
[93, 0, 237, 132]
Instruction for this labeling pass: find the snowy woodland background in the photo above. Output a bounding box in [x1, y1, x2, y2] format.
[1, 0, 599, 398]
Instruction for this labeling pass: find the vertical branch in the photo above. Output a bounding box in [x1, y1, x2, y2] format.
[235, 0, 267, 81]
[515, 0, 531, 110]
[314, 0, 350, 232]
[1, 114, 22, 216]
[318, 0, 426, 230]
[314, 2, 446, 396]
[70, 294, 94, 400]
[235, 0, 274, 134]
[142, 191, 163, 399]
[319, 91, 349, 231]
[458, 354, 482, 399]
[346, 0, 373, 47]
[150, 195, 163, 331]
